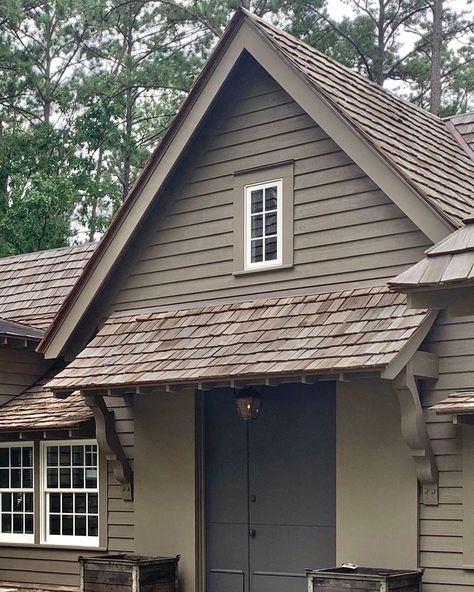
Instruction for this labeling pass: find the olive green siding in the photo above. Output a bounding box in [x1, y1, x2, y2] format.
[108, 57, 431, 315]
[420, 312, 474, 592]
[0, 397, 134, 588]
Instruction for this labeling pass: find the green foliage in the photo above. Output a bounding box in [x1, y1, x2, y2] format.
[0, 0, 472, 255]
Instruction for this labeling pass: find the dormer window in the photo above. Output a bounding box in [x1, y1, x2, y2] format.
[245, 180, 282, 269]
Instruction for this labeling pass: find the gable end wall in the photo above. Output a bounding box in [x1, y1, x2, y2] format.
[108, 55, 432, 316]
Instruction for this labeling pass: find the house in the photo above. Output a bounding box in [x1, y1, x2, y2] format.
[0, 7, 474, 591]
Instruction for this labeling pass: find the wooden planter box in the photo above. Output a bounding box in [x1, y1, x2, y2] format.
[79, 554, 179, 592]
[307, 567, 423, 592]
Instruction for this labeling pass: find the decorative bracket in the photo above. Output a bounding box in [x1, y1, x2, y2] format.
[393, 355, 439, 506]
[84, 394, 134, 501]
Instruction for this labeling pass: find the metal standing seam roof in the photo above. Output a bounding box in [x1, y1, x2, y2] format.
[430, 392, 474, 416]
[246, 12, 474, 226]
[0, 242, 98, 330]
[0, 369, 92, 432]
[390, 214, 474, 289]
[47, 286, 433, 393]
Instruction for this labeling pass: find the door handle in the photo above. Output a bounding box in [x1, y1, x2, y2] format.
[249, 529, 256, 538]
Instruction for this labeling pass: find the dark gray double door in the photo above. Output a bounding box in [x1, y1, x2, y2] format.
[204, 383, 336, 592]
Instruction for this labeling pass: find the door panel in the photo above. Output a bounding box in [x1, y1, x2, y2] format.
[204, 382, 336, 592]
[249, 383, 336, 527]
[205, 389, 249, 591]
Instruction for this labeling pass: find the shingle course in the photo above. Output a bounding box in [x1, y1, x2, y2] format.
[0, 369, 92, 432]
[47, 286, 431, 392]
[0, 243, 97, 330]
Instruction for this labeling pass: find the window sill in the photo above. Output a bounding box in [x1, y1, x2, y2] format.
[233, 263, 293, 276]
[0, 541, 106, 551]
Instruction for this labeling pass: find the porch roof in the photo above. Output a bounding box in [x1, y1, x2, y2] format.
[390, 213, 474, 290]
[430, 392, 474, 416]
[0, 369, 92, 433]
[47, 286, 434, 394]
[0, 318, 44, 341]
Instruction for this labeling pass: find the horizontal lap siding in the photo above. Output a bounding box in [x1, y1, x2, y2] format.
[109, 58, 431, 314]
[0, 400, 134, 589]
[0, 349, 50, 406]
[421, 311, 474, 591]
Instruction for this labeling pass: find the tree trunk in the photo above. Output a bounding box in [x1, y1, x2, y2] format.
[122, 4, 134, 200]
[88, 144, 104, 242]
[430, 0, 443, 115]
[373, 0, 386, 86]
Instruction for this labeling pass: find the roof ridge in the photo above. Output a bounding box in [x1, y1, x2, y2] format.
[243, 8, 444, 124]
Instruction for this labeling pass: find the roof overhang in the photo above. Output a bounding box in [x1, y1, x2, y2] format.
[46, 287, 439, 397]
[0, 318, 43, 349]
[39, 10, 453, 361]
[430, 391, 474, 423]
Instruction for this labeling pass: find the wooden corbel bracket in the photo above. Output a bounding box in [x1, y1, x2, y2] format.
[83, 394, 133, 501]
[393, 361, 439, 506]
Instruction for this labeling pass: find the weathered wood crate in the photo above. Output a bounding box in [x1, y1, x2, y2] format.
[307, 567, 423, 592]
[79, 554, 179, 592]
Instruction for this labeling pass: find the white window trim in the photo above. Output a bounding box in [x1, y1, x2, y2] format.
[244, 178, 283, 270]
[40, 439, 100, 548]
[0, 442, 34, 544]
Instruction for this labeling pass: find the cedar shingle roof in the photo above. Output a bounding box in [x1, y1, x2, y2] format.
[47, 286, 432, 393]
[430, 392, 474, 415]
[390, 214, 474, 289]
[446, 112, 474, 155]
[248, 11, 474, 226]
[0, 242, 97, 330]
[0, 370, 92, 432]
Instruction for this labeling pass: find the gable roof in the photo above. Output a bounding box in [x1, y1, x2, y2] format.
[445, 112, 474, 159]
[0, 369, 92, 433]
[390, 213, 474, 290]
[47, 285, 435, 394]
[249, 14, 474, 227]
[0, 242, 97, 331]
[39, 8, 473, 358]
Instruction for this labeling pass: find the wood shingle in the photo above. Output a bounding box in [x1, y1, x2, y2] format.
[47, 286, 432, 393]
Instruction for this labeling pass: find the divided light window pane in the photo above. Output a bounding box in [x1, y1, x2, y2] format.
[0, 445, 34, 542]
[44, 442, 99, 544]
[246, 180, 282, 268]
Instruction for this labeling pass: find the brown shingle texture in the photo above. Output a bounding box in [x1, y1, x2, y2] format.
[0, 242, 97, 330]
[247, 11, 474, 226]
[447, 111, 474, 154]
[0, 369, 92, 432]
[48, 286, 431, 392]
[431, 392, 474, 415]
[390, 214, 474, 288]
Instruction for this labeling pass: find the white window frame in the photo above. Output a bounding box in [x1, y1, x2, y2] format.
[244, 179, 283, 270]
[40, 439, 100, 547]
[0, 442, 35, 544]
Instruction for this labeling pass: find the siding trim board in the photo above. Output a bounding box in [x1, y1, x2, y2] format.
[38, 13, 452, 360]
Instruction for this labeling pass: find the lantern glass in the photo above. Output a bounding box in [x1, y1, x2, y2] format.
[235, 388, 262, 421]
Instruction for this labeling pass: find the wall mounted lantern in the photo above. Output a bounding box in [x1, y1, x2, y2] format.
[235, 387, 262, 421]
